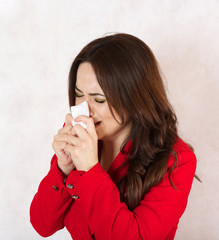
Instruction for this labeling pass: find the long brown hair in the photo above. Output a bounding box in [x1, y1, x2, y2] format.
[68, 33, 195, 210]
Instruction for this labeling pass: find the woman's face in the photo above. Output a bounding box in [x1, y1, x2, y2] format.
[75, 62, 131, 142]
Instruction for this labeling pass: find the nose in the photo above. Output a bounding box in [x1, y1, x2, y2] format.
[87, 101, 94, 117]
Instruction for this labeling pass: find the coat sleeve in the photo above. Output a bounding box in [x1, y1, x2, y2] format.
[29, 154, 73, 237]
[64, 150, 197, 240]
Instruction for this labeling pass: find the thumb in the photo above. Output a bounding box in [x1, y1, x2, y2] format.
[74, 115, 96, 135]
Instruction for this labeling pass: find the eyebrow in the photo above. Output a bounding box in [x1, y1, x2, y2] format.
[75, 86, 105, 97]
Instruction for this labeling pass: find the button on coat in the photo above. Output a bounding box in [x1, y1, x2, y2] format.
[67, 184, 74, 189]
[52, 186, 58, 191]
[30, 138, 197, 240]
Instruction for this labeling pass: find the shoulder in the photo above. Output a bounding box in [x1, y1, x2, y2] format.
[166, 138, 197, 187]
[169, 138, 196, 166]
[172, 137, 194, 153]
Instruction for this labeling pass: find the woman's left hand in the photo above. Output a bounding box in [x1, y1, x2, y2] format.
[63, 115, 99, 172]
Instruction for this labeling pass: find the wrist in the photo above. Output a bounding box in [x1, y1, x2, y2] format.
[57, 159, 74, 177]
[84, 160, 99, 172]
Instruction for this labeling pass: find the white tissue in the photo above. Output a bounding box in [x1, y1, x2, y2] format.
[71, 101, 89, 129]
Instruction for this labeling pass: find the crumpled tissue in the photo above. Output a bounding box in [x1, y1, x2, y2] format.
[71, 101, 89, 129]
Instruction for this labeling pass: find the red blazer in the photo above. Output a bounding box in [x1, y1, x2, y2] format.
[30, 138, 196, 240]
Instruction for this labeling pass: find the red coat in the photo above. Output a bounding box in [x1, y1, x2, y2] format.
[30, 138, 196, 240]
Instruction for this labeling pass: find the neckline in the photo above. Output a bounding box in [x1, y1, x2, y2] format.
[98, 138, 132, 174]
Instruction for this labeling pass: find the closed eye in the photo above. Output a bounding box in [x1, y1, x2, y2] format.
[95, 99, 106, 103]
[75, 92, 105, 104]
[75, 92, 84, 98]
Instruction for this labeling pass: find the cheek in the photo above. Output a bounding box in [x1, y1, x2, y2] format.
[93, 104, 110, 119]
[75, 98, 84, 105]
[101, 104, 122, 123]
[102, 110, 122, 128]
[102, 106, 115, 121]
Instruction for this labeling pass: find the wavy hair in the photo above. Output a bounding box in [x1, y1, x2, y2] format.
[68, 33, 196, 210]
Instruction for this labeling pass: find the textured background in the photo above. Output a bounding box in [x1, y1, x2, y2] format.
[0, 0, 218, 239]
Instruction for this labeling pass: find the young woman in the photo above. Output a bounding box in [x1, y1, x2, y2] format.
[30, 33, 197, 240]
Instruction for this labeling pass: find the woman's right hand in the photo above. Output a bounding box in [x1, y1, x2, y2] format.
[52, 113, 76, 176]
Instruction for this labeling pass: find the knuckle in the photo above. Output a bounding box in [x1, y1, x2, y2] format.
[66, 135, 71, 143]
[67, 125, 72, 132]
[54, 134, 59, 141]
[73, 124, 81, 132]
[52, 141, 58, 150]
[71, 128, 76, 135]
[58, 128, 62, 134]
[74, 124, 79, 130]
[63, 143, 68, 151]
[65, 113, 73, 122]
[67, 135, 74, 145]
[62, 125, 71, 135]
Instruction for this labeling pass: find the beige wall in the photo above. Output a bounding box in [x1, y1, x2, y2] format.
[0, 0, 218, 239]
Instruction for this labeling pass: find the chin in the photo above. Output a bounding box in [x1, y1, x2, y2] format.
[96, 132, 102, 140]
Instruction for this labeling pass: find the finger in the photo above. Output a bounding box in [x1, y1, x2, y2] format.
[58, 124, 72, 134]
[70, 127, 77, 136]
[65, 124, 77, 135]
[73, 123, 92, 142]
[54, 133, 80, 146]
[63, 144, 77, 158]
[52, 140, 68, 156]
[74, 115, 96, 136]
[64, 124, 77, 136]
[58, 123, 77, 136]
[65, 113, 73, 127]
[54, 142, 73, 164]
[52, 139, 75, 163]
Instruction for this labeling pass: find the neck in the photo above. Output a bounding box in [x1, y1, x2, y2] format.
[101, 123, 132, 163]
[100, 139, 121, 172]
[99, 120, 132, 171]
[102, 123, 131, 154]
[102, 139, 121, 158]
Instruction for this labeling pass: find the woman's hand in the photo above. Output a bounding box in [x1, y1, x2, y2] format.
[63, 115, 99, 172]
[52, 114, 76, 176]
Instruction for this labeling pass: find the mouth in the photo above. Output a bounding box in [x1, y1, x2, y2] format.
[94, 121, 101, 127]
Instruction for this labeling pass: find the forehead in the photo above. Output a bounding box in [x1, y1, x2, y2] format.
[76, 62, 103, 93]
